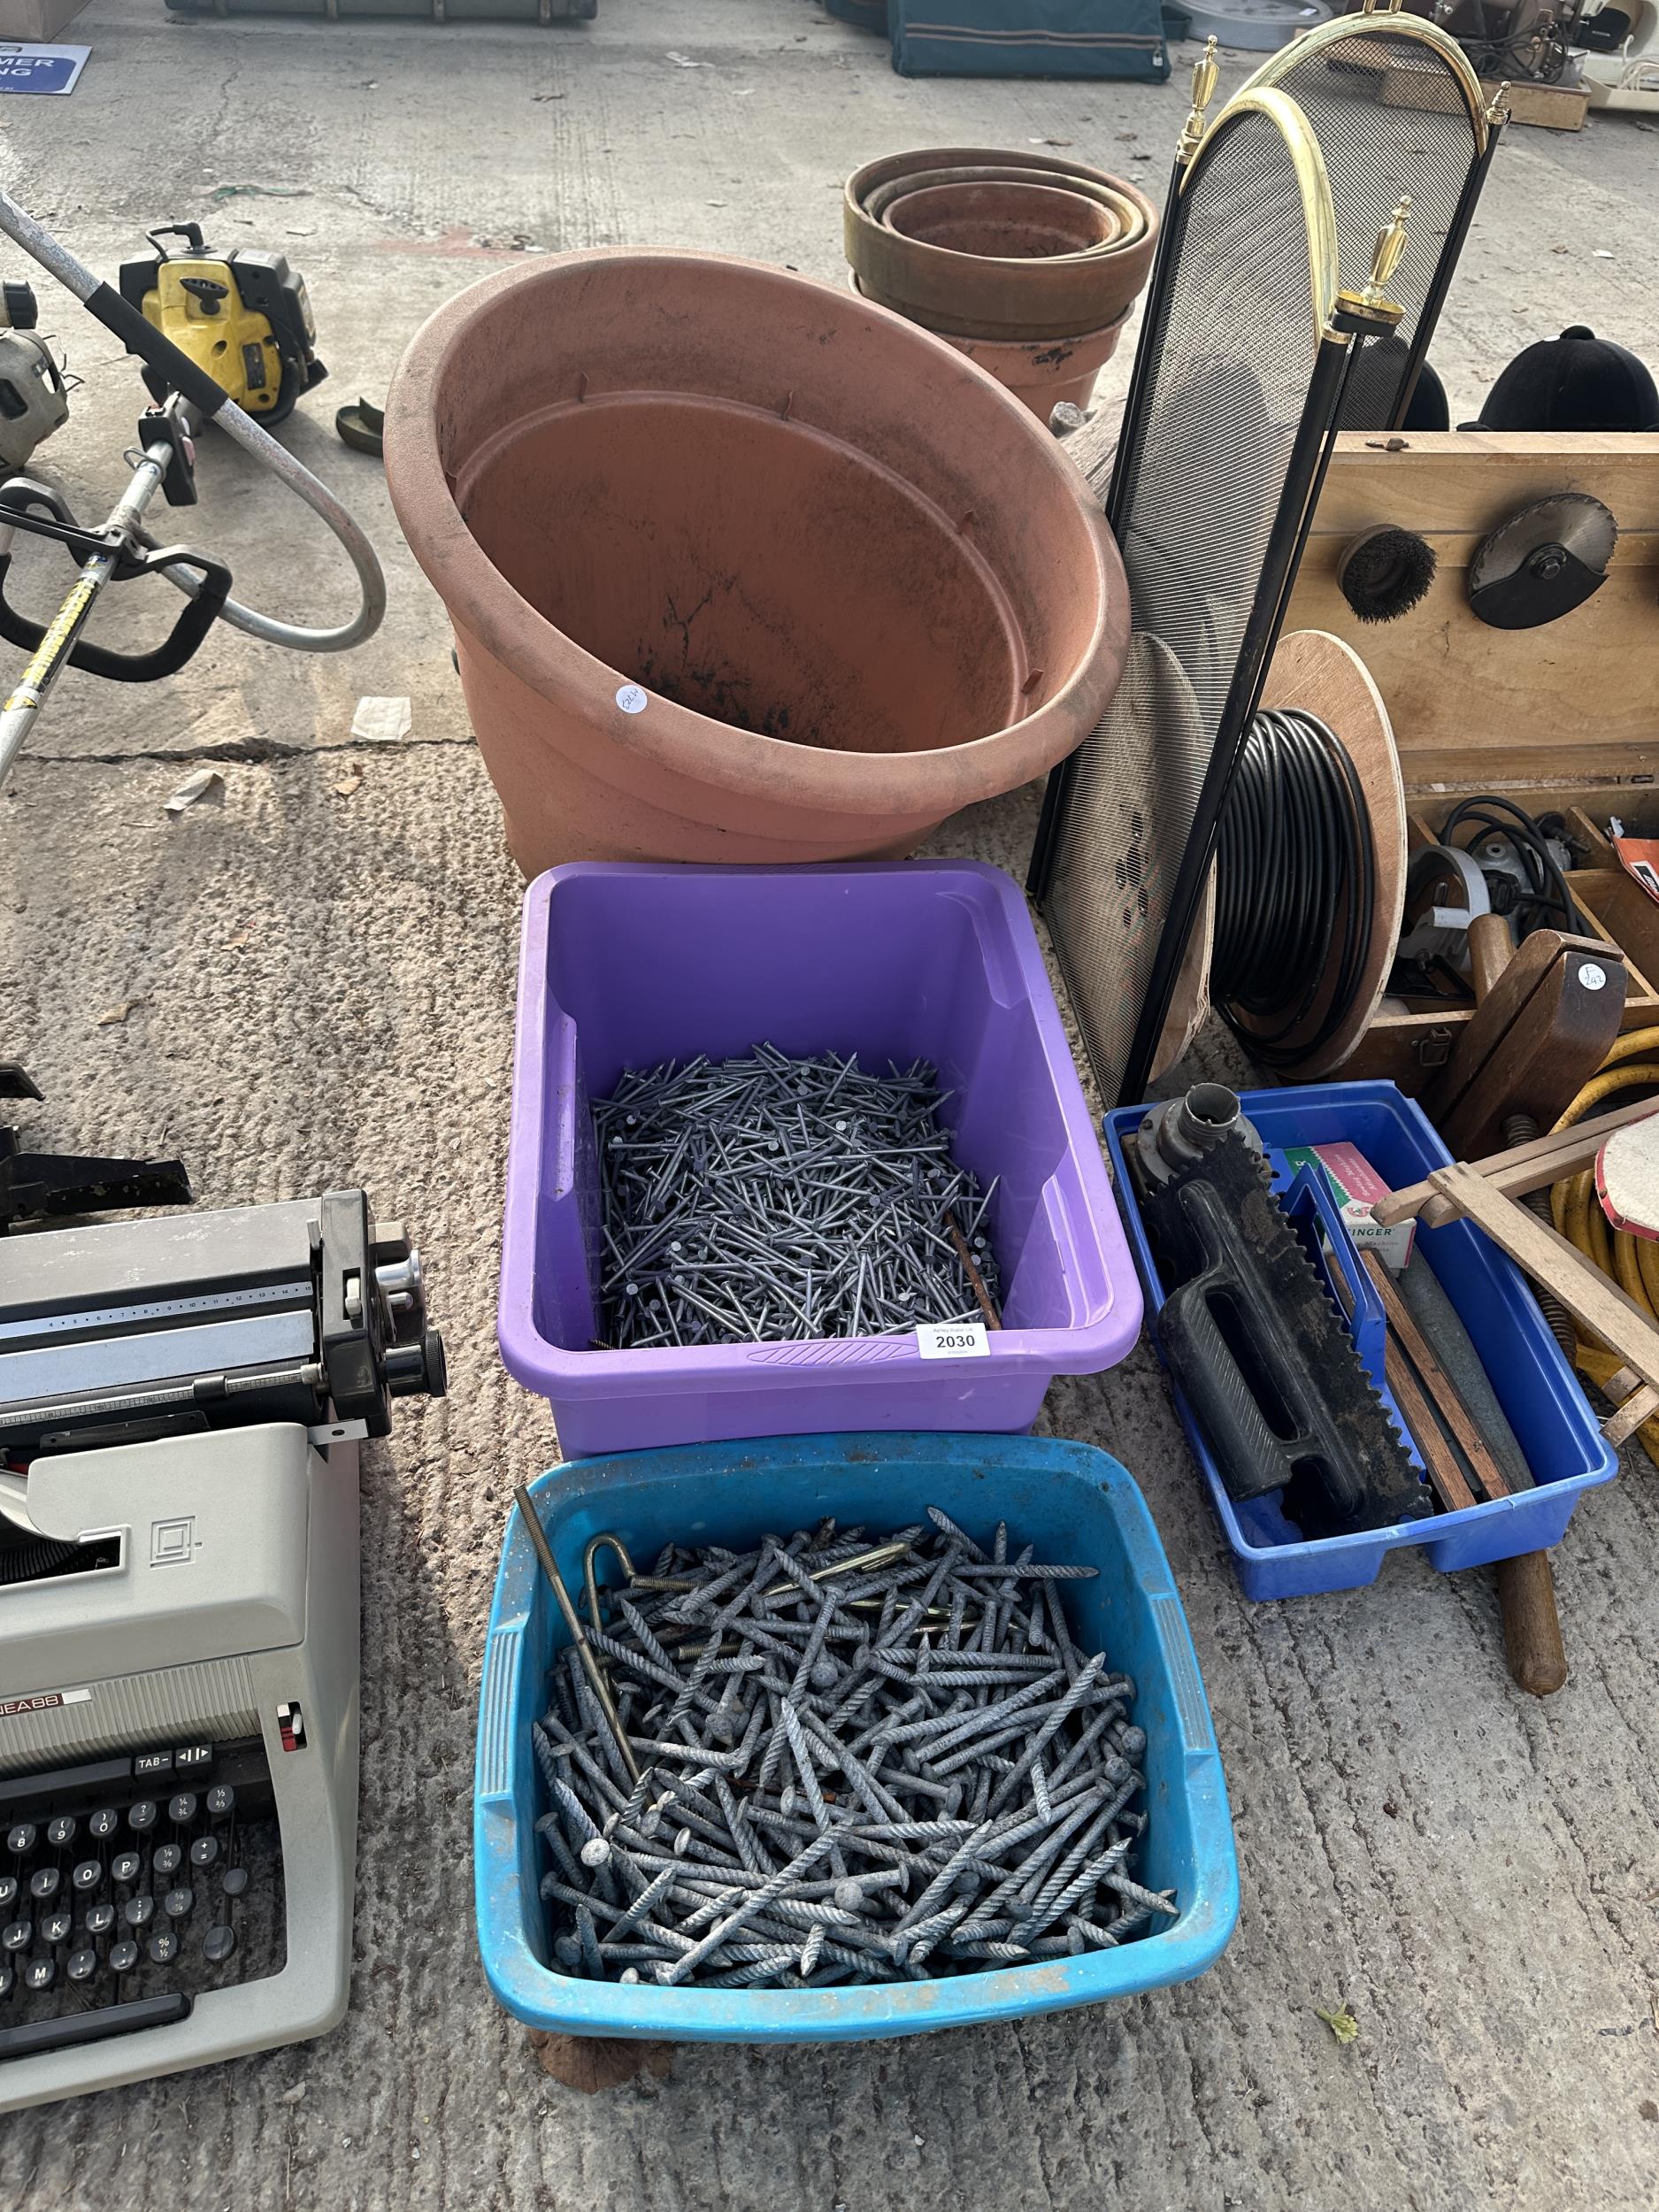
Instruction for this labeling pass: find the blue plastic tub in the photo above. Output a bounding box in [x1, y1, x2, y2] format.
[1103, 1081, 1618, 1600]
[500, 861, 1141, 1457]
[475, 1432, 1238, 2042]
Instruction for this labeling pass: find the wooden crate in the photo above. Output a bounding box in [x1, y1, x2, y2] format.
[1281, 432, 1659, 1092]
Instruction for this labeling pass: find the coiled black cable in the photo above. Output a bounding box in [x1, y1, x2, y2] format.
[1213, 706, 1376, 1069]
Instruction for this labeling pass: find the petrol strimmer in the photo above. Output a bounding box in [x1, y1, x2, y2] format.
[0, 190, 384, 787]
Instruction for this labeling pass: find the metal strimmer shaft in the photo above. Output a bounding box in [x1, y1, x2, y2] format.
[0, 184, 386, 781]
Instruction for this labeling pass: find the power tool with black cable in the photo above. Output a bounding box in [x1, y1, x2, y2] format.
[1394, 794, 1586, 1002]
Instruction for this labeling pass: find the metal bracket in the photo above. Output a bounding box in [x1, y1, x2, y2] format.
[307, 1418, 368, 1449]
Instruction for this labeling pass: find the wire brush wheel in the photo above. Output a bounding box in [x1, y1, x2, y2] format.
[1337, 526, 1439, 624]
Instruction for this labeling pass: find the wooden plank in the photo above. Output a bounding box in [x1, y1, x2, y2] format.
[1568, 809, 1619, 866]
[1298, 434, 1659, 544]
[1346, 987, 1659, 1101]
[1426, 1163, 1659, 1391]
[1378, 1330, 1479, 1513]
[1572, 871, 1659, 1001]
[1603, 1383, 1659, 1448]
[1282, 434, 1659, 783]
[1377, 65, 1587, 128]
[1373, 1097, 1659, 1228]
[1400, 745, 1659, 786]
[1490, 78, 1588, 130]
[1286, 565, 1659, 779]
[1362, 1254, 1511, 1501]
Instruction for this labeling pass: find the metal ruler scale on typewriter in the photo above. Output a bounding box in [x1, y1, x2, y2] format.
[0, 1191, 445, 2111]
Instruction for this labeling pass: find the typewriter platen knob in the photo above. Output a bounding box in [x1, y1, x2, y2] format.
[383, 1327, 447, 1402]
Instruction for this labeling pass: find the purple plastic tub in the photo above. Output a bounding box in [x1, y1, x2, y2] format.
[499, 861, 1141, 1455]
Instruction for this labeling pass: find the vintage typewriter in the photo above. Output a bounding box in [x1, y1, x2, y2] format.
[0, 1189, 446, 2110]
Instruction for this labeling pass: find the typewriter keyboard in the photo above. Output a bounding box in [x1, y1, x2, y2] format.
[0, 1736, 285, 2062]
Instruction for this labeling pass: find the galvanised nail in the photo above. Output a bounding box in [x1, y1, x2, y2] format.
[1102, 1870, 1179, 1918]
[605, 1866, 679, 1943]
[872, 1667, 1066, 1755]
[1024, 1813, 1127, 1929]
[986, 1655, 1107, 1816]
[926, 1706, 1071, 1777]
[661, 1834, 836, 1986]
[1068, 1914, 1121, 1948]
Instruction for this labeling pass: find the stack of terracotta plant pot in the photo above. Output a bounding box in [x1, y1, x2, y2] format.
[844, 147, 1160, 420]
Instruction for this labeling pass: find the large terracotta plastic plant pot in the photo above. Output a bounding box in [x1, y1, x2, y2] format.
[384, 250, 1129, 871]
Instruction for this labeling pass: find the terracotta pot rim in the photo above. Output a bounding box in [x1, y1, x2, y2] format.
[386, 248, 1126, 822]
[865, 165, 1149, 265]
[846, 149, 1159, 284]
[881, 179, 1126, 258]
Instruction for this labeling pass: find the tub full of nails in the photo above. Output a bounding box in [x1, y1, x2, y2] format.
[539, 1510, 1163, 1989]
[474, 1433, 1239, 2039]
[595, 1047, 1003, 1349]
[499, 860, 1142, 1455]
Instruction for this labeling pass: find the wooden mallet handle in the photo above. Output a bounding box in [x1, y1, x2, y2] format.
[1496, 1552, 1568, 1696]
[1463, 914, 1569, 1696]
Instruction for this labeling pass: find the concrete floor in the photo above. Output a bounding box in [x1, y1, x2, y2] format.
[3, 2, 1659, 2205]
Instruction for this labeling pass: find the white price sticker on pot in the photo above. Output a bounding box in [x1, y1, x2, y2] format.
[615, 682, 649, 714]
[916, 1319, 990, 1361]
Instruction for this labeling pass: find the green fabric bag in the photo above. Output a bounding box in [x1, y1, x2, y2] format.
[891, 0, 1170, 79]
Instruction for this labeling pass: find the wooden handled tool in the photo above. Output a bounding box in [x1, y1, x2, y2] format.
[1494, 1552, 1568, 1701]
[1478, 925, 1575, 1699]
[1438, 912, 1569, 1695]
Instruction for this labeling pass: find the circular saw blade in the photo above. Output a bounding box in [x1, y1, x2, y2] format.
[1469, 493, 1617, 631]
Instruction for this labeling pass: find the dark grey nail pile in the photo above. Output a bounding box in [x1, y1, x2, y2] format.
[532, 1509, 1174, 1991]
[593, 1047, 1002, 1349]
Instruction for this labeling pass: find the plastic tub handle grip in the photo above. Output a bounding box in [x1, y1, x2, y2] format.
[478, 1620, 525, 1801]
[1279, 1161, 1389, 1371]
[1148, 1591, 1217, 1761]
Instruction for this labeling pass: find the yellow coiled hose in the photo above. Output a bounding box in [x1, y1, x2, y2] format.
[1549, 1027, 1659, 1464]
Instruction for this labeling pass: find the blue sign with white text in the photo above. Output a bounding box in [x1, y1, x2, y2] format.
[0, 43, 89, 96]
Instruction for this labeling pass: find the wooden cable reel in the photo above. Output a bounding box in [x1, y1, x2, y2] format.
[1241, 628, 1408, 1075]
[1156, 629, 1409, 1081]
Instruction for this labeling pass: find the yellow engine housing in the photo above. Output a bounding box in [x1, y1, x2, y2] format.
[141, 257, 285, 415]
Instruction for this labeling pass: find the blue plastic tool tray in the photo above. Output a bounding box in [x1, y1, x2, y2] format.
[475, 1432, 1238, 2043]
[1103, 1080, 1618, 1601]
